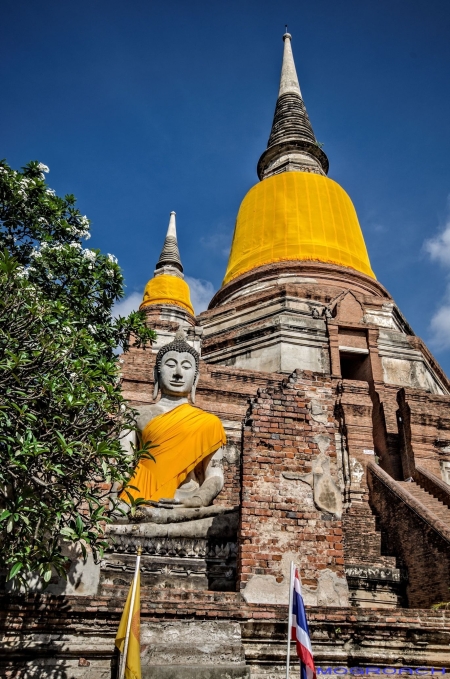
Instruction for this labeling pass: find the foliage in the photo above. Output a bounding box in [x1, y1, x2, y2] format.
[0, 160, 155, 588]
[431, 594, 450, 610]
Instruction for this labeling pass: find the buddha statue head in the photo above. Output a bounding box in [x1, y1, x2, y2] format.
[153, 330, 200, 402]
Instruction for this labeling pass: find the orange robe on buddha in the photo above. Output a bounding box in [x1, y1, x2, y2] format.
[121, 403, 227, 503]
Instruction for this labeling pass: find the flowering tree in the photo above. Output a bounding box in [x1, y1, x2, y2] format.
[0, 160, 155, 588]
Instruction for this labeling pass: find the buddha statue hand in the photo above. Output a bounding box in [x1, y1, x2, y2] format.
[180, 475, 224, 508]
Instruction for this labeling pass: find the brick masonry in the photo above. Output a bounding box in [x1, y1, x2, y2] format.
[239, 370, 345, 591]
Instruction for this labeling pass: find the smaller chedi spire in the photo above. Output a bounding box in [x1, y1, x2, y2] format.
[140, 212, 194, 316]
[155, 211, 183, 273]
[257, 32, 329, 180]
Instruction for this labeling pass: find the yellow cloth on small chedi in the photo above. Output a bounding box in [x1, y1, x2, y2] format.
[139, 211, 195, 316]
[140, 274, 194, 316]
[122, 403, 226, 503]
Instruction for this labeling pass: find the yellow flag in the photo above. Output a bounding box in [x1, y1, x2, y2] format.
[115, 573, 141, 679]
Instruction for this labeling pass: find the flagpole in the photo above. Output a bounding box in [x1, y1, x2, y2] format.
[119, 546, 142, 679]
[286, 561, 294, 679]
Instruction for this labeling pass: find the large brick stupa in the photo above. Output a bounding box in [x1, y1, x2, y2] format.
[3, 31, 450, 679]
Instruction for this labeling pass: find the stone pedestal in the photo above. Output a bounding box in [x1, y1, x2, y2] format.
[101, 510, 239, 594]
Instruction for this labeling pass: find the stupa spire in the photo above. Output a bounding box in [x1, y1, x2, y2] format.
[155, 211, 183, 273]
[257, 32, 329, 180]
[278, 31, 302, 97]
[140, 211, 194, 315]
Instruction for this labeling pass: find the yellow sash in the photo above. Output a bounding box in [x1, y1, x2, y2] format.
[122, 403, 226, 503]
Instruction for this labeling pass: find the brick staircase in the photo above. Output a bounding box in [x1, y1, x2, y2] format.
[368, 461, 450, 607]
[398, 480, 450, 526]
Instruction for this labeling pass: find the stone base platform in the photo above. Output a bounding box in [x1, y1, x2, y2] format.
[1, 591, 450, 678]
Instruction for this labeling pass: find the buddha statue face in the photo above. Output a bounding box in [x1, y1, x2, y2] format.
[156, 350, 198, 400]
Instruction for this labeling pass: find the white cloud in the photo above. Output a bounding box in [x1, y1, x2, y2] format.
[113, 291, 142, 318]
[424, 198, 450, 349]
[429, 300, 450, 350]
[424, 220, 450, 267]
[185, 276, 215, 314]
[200, 223, 232, 259]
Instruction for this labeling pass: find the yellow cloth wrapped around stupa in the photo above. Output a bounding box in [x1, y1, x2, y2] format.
[223, 172, 375, 284]
[122, 403, 226, 503]
[140, 274, 194, 315]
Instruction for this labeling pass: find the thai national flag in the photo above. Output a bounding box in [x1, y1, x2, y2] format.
[291, 567, 316, 679]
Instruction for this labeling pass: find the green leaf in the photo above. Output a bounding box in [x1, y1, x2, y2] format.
[0, 165, 156, 590]
[8, 562, 23, 580]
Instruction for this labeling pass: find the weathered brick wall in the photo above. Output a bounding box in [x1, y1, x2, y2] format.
[239, 370, 345, 592]
[370, 384, 403, 481]
[336, 380, 394, 567]
[397, 388, 450, 478]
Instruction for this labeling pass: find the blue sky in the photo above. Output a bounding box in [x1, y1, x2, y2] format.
[2, 0, 450, 372]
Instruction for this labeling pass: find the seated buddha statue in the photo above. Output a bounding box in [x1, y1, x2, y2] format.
[120, 331, 226, 514]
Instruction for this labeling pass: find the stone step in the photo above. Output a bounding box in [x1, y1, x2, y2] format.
[142, 666, 250, 679]
[398, 481, 450, 525]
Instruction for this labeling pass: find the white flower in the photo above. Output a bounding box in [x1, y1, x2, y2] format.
[69, 372, 77, 379]
[69, 241, 81, 249]
[0, 167, 6, 174]
[43, 243, 64, 252]
[16, 267, 29, 279]
[38, 163, 50, 173]
[106, 269, 115, 277]
[63, 326, 72, 334]
[28, 266, 36, 274]
[82, 249, 96, 262]
[87, 324, 95, 334]
[46, 189, 55, 196]
[74, 216, 91, 240]
[107, 254, 118, 264]
[38, 217, 48, 224]
[30, 249, 42, 259]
